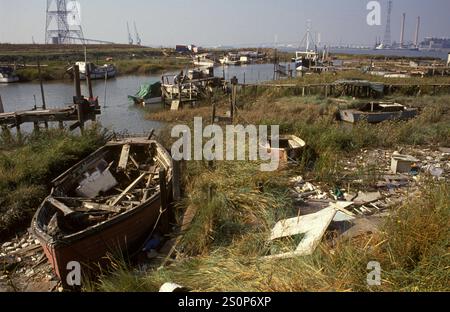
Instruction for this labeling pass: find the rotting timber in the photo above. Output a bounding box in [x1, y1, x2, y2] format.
[0, 64, 100, 132]
[31, 137, 174, 283]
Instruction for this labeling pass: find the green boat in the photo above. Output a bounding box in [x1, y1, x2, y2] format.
[128, 82, 162, 106]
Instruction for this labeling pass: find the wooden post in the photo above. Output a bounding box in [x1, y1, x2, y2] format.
[208, 184, 214, 203]
[211, 99, 216, 124]
[172, 160, 181, 202]
[0, 94, 4, 114]
[178, 83, 182, 109]
[159, 168, 167, 210]
[73, 65, 84, 131]
[230, 76, 238, 122]
[159, 168, 169, 233]
[86, 64, 94, 99]
[73, 65, 82, 98]
[37, 58, 48, 129]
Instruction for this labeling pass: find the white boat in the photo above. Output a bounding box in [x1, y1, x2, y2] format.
[294, 22, 320, 72]
[219, 54, 241, 66]
[0, 67, 19, 83]
[75, 62, 117, 80]
[294, 51, 319, 72]
[193, 54, 217, 67]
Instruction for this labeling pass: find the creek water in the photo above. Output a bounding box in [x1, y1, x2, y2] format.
[0, 63, 283, 133]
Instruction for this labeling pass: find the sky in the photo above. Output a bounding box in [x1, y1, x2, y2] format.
[0, 0, 449, 47]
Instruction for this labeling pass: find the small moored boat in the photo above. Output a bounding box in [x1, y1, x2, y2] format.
[31, 137, 173, 281]
[0, 66, 19, 83]
[128, 82, 162, 106]
[75, 62, 117, 80]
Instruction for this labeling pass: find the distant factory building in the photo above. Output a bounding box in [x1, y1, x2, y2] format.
[176, 44, 202, 54]
[175, 45, 190, 53]
[421, 37, 450, 49]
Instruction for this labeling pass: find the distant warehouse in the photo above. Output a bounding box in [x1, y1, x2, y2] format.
[421, 37, 450, 49]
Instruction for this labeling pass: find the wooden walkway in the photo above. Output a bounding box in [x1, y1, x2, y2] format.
[0, 64, 101, 132]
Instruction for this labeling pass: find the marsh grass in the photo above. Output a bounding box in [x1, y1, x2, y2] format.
[94, 85, 450, 292]
[0, 126, 107, 240]
[93, 179, 449, 292]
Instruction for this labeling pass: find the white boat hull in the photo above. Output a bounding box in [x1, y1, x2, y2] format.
[80, 68, 116, 80]
[0, 76, 19, 83]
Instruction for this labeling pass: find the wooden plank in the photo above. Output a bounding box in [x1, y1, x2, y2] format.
[111, 172, 147, 206]
[117, 144, 131, 172]
[48, 197, 75, 217]
[81, 202, 123, 213]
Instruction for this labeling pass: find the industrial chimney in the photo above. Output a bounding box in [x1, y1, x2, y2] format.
[414, 16, 421, 48]
[400, 13, 406, 48]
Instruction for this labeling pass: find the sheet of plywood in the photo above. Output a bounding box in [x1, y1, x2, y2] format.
[266, 207, 337, 260]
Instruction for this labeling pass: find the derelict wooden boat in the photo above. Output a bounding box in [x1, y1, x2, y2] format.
[264, 135, 306, 163]
[31, 137, 173, 281]
[340, 102, 418, 124]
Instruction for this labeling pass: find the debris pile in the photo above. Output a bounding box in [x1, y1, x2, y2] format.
[267, 146, 449, 259]
[0, 232, 59, 292]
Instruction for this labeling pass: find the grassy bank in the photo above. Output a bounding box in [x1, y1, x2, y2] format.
[91, 84, 450, 292]
[0, 127, 107, 241]
[93, 176, 450, 292]
[0, 44, 190, 82]
[14, 57, 190, 82]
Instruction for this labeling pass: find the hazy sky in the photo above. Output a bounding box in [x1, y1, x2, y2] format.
[0, 0, 449, 46]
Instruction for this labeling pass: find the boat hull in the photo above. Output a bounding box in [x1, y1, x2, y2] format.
[31, 139, 173, 283]
[34, 194, 165, 281]
[340, 109, 418, 123]
[80, 68, 116, 80]
[0, 76, 19, 83]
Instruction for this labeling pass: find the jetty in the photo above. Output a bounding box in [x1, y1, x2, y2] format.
[0, 64, 101, 132]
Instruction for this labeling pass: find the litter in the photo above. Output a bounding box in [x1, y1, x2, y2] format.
[266, 207, 337, 260]
[159, 283, 187, 292]
[391, 153, 420, 174]
[423, 165, 444, 178]
[353, 191, 382, 205]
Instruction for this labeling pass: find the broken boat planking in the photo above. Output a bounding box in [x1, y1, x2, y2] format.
[339, 102, 418, 124]
[31, 137, 173, 282]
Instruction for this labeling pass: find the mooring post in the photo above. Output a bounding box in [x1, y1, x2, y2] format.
[230, 76, 238, 122]
[211, 98, 216, 124]
[86, 64, 94, 100]
[37, 58, 48, 129]
[73, 65, 84, 131]
[74, 65, 82, 98]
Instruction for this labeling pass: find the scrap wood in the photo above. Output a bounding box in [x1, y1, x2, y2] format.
[47, 197, 75, 217]
[330, 201, 356, 217]
[130, 155, 140, 170]
[80, 202, 123, 213]
[160, 205, 200, 267]
[10, 244, 41, 257]
[111, 172, 147, 206]
[265, 207, 337, 260]
[142, 166, 159, 203]
[117, 144, 131, 172]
